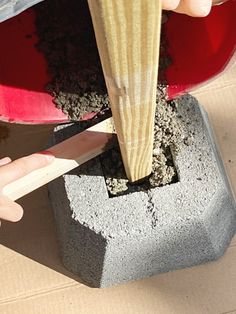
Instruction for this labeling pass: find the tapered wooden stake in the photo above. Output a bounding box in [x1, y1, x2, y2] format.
[87, 0, 162, 182]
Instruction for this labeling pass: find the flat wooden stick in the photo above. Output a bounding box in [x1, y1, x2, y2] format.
[87, 0, 162, 182]
[2, 118, 115, 201]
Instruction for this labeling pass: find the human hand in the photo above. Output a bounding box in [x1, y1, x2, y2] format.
[0, 152, 54, 224]
[162, 0, 228, 17]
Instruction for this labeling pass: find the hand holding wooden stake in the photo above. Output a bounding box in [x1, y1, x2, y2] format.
[87, 0, 162, 182]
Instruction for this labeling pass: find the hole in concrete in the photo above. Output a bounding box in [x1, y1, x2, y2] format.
[100, 96, 185, 197]
[100, 145, 179, 198]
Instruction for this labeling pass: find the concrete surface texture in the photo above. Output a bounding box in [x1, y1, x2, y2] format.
[49, 95, 236, 288]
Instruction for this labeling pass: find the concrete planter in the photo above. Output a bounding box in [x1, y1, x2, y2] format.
[49, 95, 236, 288]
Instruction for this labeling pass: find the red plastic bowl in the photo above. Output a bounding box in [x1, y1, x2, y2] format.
[0, 0, 235, 124]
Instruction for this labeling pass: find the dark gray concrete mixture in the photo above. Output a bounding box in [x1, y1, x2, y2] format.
[35, 0, 109, 120]
[49, 95, 236, 288]
[34, 0, 170, 121]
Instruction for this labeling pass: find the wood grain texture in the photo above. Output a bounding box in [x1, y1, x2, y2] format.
[2, 118, 115, 201]
[87, 0, 162, 182]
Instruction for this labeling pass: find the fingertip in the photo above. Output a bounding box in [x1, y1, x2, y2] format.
[10, 206, 24, 222]
[0, 198, 24, 222]
[7, 201, 24, 222]
[196, 4, 211, 17]
[162, 0, 180, 10]
[37, 151, 55, 163]
[190, 0, 212, 17]
[174, 0, 212, 17]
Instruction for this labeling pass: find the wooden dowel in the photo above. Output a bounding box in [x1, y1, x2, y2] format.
[2, 118, 115, 201]
[87, 0, 162, 182]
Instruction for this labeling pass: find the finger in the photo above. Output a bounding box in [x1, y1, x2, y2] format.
[0, 195, 23, 222]
[162, 0, 180, 10]
[174, 0, 212, 17]
[0, 151, 54, 188]
[0, 157, 12, 166]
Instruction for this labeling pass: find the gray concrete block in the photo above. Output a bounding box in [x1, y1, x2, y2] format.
[49, 95, 236, 288]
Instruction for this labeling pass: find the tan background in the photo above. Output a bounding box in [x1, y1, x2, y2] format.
[0, 66, 236, 314]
